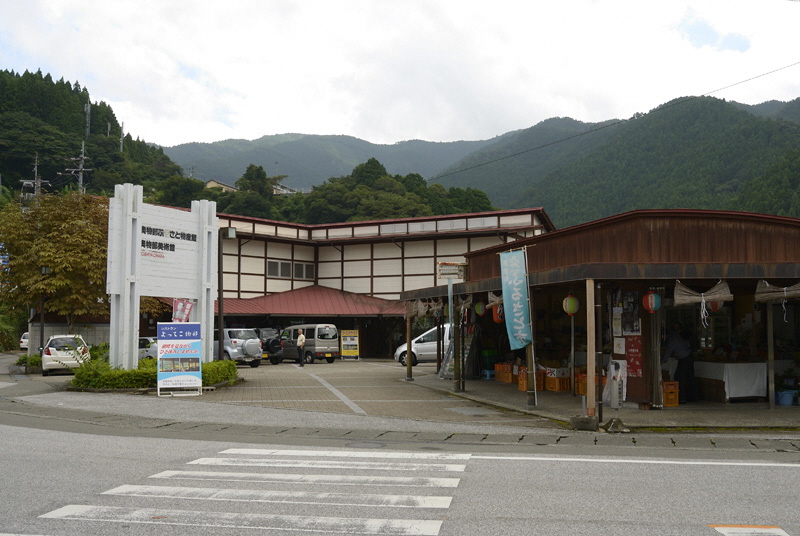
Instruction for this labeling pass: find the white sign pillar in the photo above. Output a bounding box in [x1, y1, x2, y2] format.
[107, 184, 218, 369]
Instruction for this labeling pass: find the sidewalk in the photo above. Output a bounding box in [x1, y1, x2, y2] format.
[1, 351, 798, 433]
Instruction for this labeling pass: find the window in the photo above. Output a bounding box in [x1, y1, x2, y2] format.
[294, 262, 315, 280]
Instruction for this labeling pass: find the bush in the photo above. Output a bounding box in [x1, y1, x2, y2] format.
[15, 354, 42, 367]
[70, 357, 238, 390]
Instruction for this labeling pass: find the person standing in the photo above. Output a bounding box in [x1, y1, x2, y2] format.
[661, 321, 697, 403]
[296, 329, 306, 367]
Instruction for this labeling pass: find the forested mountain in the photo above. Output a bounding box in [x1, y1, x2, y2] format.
[163, 134, 495, 191]
[434, 96, 800, 227]
[0, 69, 180, 195]
[3, 68, 800, 230]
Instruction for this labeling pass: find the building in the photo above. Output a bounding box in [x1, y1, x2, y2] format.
[401, 209, 800, 416]
[215, 208, 554, 357]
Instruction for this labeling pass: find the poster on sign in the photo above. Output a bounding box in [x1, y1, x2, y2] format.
[157, 322, 203, 397]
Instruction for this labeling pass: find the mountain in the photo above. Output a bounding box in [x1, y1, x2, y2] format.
[434, 96, 800, 227]
[163, 134, 495, 190]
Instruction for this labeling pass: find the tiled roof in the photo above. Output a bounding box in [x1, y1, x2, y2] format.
[219, 285, 405, 317]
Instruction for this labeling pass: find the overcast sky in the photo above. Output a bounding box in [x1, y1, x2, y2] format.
[2, 1, 799, 148]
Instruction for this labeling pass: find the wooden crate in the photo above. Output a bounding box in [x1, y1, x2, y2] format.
[545, 376, 571, 392]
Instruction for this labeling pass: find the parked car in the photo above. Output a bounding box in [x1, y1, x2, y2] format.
[41, 334, 89, 376]
[138, 336, 157, 360]
[19, 332, 29, 351]
[213, 328, 264, 367]
[394, 324, 452, 366]
[257, 327, 283, 364]
[279, 324, 340, 364]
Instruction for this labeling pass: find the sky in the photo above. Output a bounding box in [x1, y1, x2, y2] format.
[1, 1, 799, 148]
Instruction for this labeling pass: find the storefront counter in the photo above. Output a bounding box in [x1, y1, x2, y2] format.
[694, 362, 766, 400]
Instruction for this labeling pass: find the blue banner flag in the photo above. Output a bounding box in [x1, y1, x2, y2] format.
[499, 250, 532, 350]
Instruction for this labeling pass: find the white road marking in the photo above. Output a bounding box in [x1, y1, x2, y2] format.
[220, 448, 471, 460]
[104, 484, 453, 508]
[306, 371, 367, 414]
[189, 457, 467, 472]
[151, 469, 461, 487]
[473, 454, 800, 468]
[41, 505, 443, 535]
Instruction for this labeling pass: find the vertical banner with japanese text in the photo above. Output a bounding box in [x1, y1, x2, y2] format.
[499, 250, 532, 350]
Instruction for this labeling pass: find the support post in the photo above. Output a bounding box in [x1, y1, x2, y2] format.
[405, 304, 413, 381]
[586, 279, 596, 417]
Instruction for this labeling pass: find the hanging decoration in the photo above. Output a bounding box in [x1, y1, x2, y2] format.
[474, 300, 486, 316]
[642, 290, 661, 314]
[562, 294, 579, 316]
[754, 280, 800, 323]
[673, 280, 734, 328]
[493, 303, 505, 323]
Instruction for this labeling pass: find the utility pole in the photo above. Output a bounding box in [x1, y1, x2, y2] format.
[120, 122, 124, 152]
[61, 142, 92, 194]
[84, 102, 91, 140]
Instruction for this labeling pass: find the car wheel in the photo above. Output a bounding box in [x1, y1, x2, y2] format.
[249, 359, 261, 368]
[223, 352, 231, 360]
[42, 369, 49, 377]
[399, 351, 418, 366]
[269, 356, 281, 365]
[304, 352, 313, 364]
[326, 357, 335, 363]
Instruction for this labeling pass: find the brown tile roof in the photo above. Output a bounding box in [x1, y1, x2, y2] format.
[219, 285, 405, 317]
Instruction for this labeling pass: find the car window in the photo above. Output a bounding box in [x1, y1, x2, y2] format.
[420, 329, 436, 343]
[49, 337, 84, 348]
[317, 327, 338, 340]
[231, 329, 257, 339]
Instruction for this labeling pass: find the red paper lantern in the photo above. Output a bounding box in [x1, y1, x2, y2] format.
[709, 301, 722, 313]
[493, 303, 505, 323]
[643, 291, 661, 313]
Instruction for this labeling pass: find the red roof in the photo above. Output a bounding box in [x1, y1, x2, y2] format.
[219, 285, 405, 317]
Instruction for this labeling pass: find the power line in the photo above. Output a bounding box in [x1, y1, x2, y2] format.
[430, 60, 800, 181]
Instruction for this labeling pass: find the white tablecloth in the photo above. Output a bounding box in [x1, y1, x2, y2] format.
[694, 362, 767, 399]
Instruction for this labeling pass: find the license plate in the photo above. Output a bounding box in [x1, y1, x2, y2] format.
[262, 353, 269, 358]
[325, 353, 331, 357]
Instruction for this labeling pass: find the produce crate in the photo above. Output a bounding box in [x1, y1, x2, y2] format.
[663, 381, 679, 407]
[494, 363, 513, 383]
[575, 374, 606, 396]
[545, 376, 571, 392]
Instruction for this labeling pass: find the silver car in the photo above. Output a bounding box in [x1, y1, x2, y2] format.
[213, 328, 263, 367]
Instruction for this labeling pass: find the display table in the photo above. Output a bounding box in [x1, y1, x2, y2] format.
[694, 362, 767, 400]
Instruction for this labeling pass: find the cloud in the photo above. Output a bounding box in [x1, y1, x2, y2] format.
[678, 10, 751, 52]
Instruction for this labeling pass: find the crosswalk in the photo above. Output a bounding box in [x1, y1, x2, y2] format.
[40, 447, 468, 534]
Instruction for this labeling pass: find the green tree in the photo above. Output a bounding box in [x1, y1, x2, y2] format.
[0, 192, 109, 333]
[156, 175, 208, 208]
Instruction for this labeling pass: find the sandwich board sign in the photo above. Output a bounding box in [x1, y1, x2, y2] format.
[157, 322, 202, 397]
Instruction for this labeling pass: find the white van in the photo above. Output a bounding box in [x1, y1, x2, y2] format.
[393, 324, 452, 366]
[280, 324, 340, 364]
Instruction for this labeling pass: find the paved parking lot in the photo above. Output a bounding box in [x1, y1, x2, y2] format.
[198, 359, 562, 429]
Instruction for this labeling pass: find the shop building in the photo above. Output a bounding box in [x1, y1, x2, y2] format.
[401, 209, 800, 414]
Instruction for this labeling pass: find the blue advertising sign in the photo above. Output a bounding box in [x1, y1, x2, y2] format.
[499, 250, 532, 350]
[157, 322, 202, 395]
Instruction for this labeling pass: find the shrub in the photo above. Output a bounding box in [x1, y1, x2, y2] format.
[70, 357, 238, 390]
[15, 354, 43, 367]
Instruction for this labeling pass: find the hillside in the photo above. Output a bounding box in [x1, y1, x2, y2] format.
[434, 96, 800, 228]
[163, 134, 495, 190]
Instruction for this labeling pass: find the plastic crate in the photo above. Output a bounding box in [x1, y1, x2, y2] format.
[545, 376, 571, 392]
